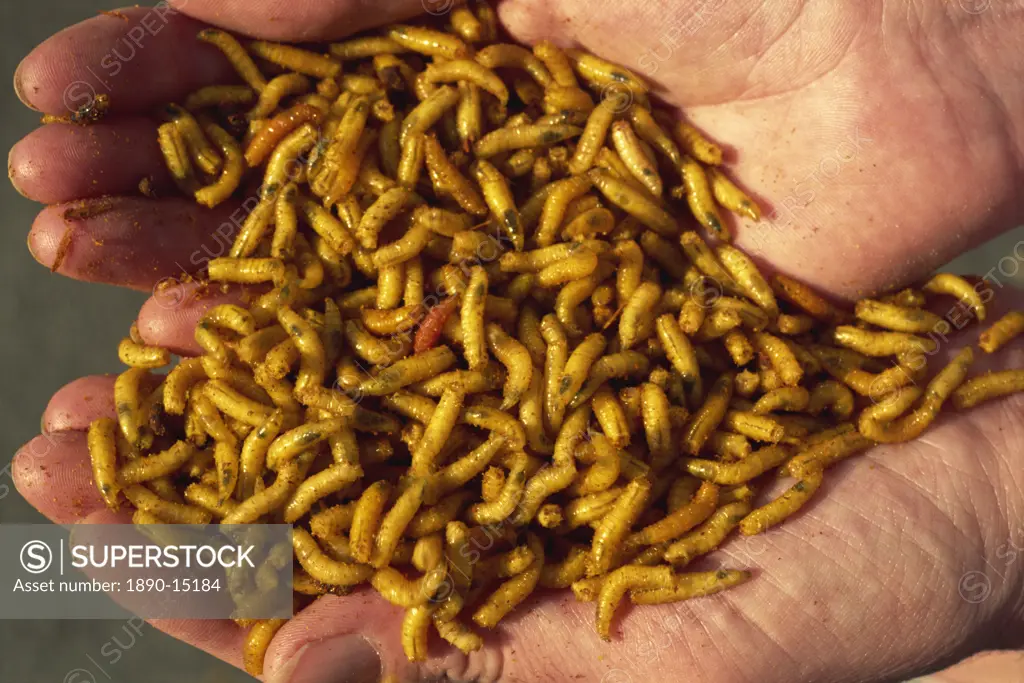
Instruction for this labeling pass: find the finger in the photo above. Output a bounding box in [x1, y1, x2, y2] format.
[14, 6, 236, 115]
[27, 196, 242, 290]
[42, 375, 117, 432]
[41, 373, 167, 434]
[168, 0, 425, 42]
[10, 119, 173, 204]
[12, 431, 106, 524]
[138, 281, 247, 356]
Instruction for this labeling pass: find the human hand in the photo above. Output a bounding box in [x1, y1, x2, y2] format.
[10, 2, 1024, 682]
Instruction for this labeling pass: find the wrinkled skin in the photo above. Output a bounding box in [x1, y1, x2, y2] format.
[9, 1, 1024, 682]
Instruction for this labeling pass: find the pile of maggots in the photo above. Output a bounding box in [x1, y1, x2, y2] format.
[65, 5, 1024, 676]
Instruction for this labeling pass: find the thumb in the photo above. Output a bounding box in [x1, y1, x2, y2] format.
[261, 586, 741, 682]
[262, 590, 574, 682]
[262, 593, 402, 683]
[167, 0, 432, 41]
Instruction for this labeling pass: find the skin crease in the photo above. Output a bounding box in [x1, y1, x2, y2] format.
[8, 1, 1024, 681]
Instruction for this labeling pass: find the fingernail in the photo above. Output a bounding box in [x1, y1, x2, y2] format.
[13, 62, 37, 110]
[272, 635, 381, 683]
[9, 141, 28, 199]
[25, 225, 40, 263]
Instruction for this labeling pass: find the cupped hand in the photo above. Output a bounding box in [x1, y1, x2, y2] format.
[10, 2, 1024, 682]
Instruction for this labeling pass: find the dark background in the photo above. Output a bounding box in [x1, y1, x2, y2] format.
[0, 2, 1020, 682]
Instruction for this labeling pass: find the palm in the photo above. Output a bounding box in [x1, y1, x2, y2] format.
[10, 1, 1024, 681]
[503, 0, 1024, 300]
